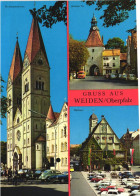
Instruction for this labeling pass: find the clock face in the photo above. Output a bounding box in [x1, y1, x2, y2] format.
[17, 130, 21, 141]
[24, 60, 28, 67]
[93, 27, 96, 30]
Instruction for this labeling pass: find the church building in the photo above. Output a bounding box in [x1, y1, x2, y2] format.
[7, 15, 67, 171]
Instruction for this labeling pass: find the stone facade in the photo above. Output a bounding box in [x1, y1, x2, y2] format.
[7, 16, 50, 170]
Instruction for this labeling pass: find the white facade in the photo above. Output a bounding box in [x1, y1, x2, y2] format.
[85, 47, 105, 75]
[46, 103, 68, 172]
[102, 55, 120, 75]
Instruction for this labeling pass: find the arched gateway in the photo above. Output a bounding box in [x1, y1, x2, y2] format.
[90, 65, 99, 76]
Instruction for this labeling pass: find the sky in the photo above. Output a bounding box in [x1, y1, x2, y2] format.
[69, 1, 136, 45]
[70, 106, 139, 144]
[1, 1, 67, 141]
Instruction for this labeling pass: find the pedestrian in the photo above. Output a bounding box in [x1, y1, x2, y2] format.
[13, 169, 18, 185]
[8, 168, 12, 182]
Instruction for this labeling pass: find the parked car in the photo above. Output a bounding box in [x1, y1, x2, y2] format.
[48, 172, 68, 184]
[127, 74, 137, 81]
[91, 176, 104, 182]
[70, 71, 76, 79]
[77, 71, 86, 79]
[110, 172, 118, 179]
[121, 74, 128, 80]
[131, 185, 140, 192]
[110, 74, 117, 79]
[39, 170, 61, 182]
[101, 189, 129, 196]
[26, 170, 43, 180]
[130, 190, 140, 195]
[70, 166, 74, 172]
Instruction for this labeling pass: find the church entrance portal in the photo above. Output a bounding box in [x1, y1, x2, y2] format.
[90, 65, 99, 76]
[13, 152, 18, 170]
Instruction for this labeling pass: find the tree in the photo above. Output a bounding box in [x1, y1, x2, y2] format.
[0, 141, 7, 164]
[29, 1, 67, 28]
[29, 1, 135, 28]
[0, 75, 7, 124]
[69, 38, 89, 71]
[86, 0, 136, 27]
[105, 37, 127, 53]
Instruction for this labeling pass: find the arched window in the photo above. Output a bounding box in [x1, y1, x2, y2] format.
[65, 142, 67, 151]
[61, 129, 63, 138]
[61, 143, 64, 152]
[64, 126, 67, 137]
[36, 77, 44, 90]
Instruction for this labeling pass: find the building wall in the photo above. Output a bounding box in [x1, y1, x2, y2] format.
[133, 138, 140, 165]
[102, 56, 120, 75]
[46, 103, 68, 172]
[85, 47, 104, 75]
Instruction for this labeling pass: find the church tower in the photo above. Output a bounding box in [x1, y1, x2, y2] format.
[89, 113, 98, 134]
[22, 15, 50, 169]
[85, 15, 104, 76]
[7, 39, 23, 169]
[7, 14, 50, 170]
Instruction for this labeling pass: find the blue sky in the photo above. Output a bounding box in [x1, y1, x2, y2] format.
[1, 1, 67, 141]
[69, 1, 136, 45]
[70, 106, 139, 144]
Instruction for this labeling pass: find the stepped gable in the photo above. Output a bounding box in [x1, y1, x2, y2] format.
[9, 40, 22, 82]
[25, 16, 49, 65]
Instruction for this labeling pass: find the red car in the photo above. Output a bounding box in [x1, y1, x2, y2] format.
[91, 176, 104, 182]
[77, 71, 86, 79]
[100, 186, 124, 193]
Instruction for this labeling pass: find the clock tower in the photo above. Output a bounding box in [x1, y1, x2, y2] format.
[85, 14, 104, 76]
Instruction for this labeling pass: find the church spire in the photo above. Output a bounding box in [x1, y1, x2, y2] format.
[25, 15, 49, 65]
[9, 39, 22, 82]
[46, 104, 56, 121]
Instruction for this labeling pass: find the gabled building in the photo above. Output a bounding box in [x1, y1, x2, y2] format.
[102, 49, 120, 75]
[46, 103, 68, 172]
[80, 113, 126, 171]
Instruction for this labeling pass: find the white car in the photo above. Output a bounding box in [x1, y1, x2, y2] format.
[101, 189, 129, 196]
[130, 190, 140, 195]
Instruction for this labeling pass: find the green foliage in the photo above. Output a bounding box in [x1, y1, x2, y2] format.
[0, 141, 7, 164]
[30, 1, 67, 28]
[30, 1, 135, 29]
[69, 38, 89, 71]
[105, 37, 127, 53]
[0, 75, 7, 124]
[86, 0, 136, 27]
[70, 145, 81, 156]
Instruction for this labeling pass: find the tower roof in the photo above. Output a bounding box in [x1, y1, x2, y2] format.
[85, 30, 104, 47]
[89, 113, 98, 120]
[25, 16, 49, 65]
[85, 14, 104, 47]
[46, 104, 56, 121]
[9, 40, 23, 82]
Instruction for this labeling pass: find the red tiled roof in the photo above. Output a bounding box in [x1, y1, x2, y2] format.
[25, 17, 49, 65]
[46, 105, 56, 121]
[36, 135, 46, 142]
[9, 40, 22, 82]
[85, 30, 104, 47]
[120, 53, 127, 61]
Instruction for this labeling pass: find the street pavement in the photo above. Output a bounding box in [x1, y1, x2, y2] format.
[70, 172, 96, 196]
[70, 76, 138, 90]
[0, 177, 68, 196]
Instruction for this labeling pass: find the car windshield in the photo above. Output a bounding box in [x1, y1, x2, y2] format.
[35, 170, 41, 174]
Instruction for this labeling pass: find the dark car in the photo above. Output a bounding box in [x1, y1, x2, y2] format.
[131, 185, 140, 192]
[48, 172, 68, 184]
[26, 170, 43, 180]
